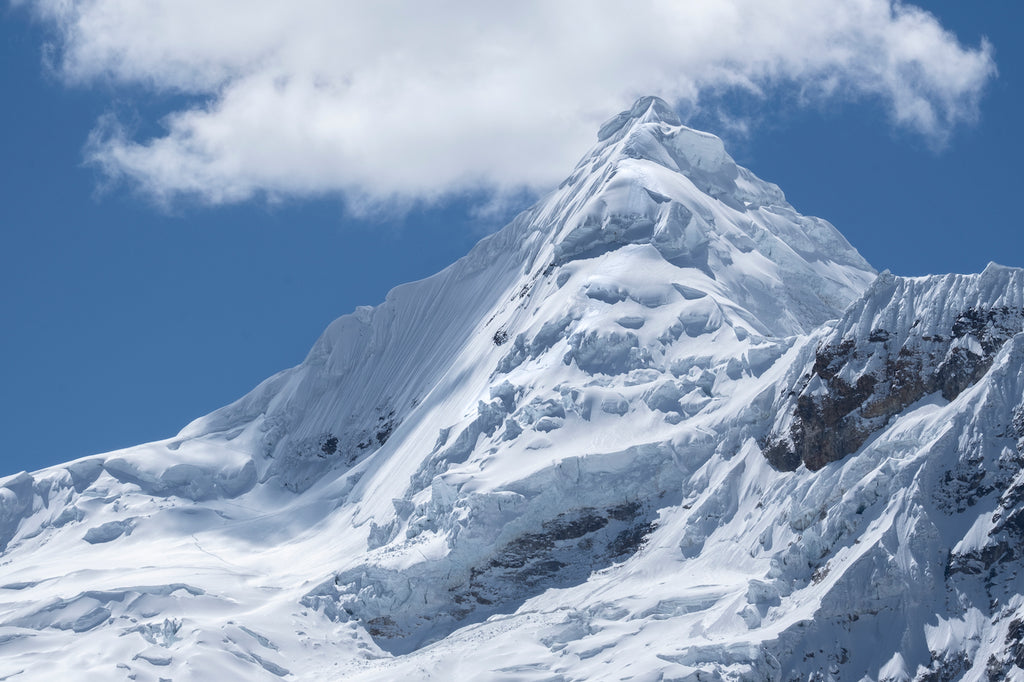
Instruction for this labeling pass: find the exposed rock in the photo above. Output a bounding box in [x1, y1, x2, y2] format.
[764, 303, 1024, 471]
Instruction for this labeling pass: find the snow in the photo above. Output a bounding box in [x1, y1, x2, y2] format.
[0, 96, 1021, 680]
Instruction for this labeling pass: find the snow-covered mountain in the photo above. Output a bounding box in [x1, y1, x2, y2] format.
[1, 96, 1022, 681]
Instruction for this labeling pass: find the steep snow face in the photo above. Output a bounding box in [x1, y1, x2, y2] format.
[0, 97, 1020, 681]
[172, 94, 874, 494]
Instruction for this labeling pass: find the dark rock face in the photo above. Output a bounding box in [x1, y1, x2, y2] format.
[945, 448, 1024, 578]
[312, 501, 659, 656]
[763, 306, 1024, 472]
[463, 502, 655, 608]
[980, 616, 1024, 680]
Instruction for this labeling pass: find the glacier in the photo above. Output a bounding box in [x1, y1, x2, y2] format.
[0, 96, 1022, 681]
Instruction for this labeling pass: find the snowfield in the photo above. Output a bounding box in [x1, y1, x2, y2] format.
[0, 97, 1022, 681]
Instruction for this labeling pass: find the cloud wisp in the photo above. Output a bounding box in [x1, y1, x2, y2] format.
[18, 0, 996, 208]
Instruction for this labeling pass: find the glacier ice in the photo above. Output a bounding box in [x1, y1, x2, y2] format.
[0, 97, 1020, 680]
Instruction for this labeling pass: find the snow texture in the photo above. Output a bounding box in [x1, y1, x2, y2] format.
[0, 97, 1021, 681]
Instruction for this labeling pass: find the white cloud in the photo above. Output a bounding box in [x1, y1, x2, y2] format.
[17, 0, 996, 207]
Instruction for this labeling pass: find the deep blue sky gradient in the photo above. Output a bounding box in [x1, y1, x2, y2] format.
[1, 1, 1021, 476]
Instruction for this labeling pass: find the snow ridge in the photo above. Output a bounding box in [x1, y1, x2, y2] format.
[0, 97, 1020, 681]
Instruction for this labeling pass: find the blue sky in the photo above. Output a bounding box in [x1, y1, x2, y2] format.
[1, 1, 1021, 476]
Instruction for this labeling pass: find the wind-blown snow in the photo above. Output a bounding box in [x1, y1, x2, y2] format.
[0, 97, 1021, 681]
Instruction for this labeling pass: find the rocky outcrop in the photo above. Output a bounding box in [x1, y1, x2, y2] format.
[310, 500, 661, 655]
[763, 270, 1024, 471]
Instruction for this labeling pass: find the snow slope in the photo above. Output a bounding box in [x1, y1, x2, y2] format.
[0, 97, 1022, 681]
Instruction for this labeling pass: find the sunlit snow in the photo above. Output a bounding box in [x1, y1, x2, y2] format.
[0, 97, 1021, 681]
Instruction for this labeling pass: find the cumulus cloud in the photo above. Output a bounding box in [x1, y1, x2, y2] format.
[17, 0, 996, 207]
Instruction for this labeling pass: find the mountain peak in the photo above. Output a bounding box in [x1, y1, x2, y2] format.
[542, 99, 875, 335]
[597, 95, 681, 141]
[588, 97, 774, 214]
[1, 92, 1021, 681]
